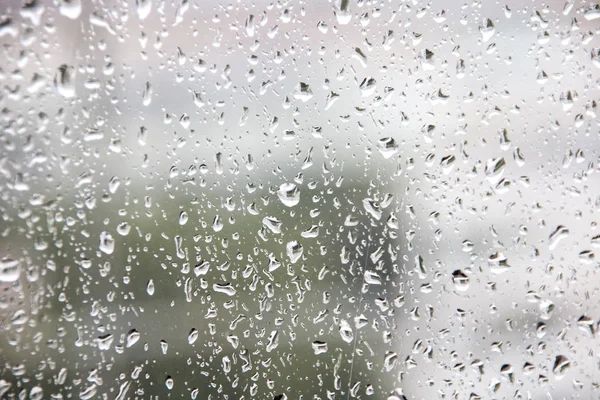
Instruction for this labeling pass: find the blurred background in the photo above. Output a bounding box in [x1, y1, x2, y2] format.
[0, 0, 599, 399]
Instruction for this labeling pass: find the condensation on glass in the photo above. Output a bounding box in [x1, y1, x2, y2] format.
[0, 0, 599, 399]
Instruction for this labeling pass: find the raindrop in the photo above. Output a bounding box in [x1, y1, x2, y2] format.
[142, 82, 152, 106]
[126, 329, 140, 348]
[0, 258, 20, 283]
[188, 328, 198, 345]
[548, 225, 569, 250]
[277, 183, 300, 207]
[484, 157, 506, 184]
[294, 82, 313, 102]
[479, 18, 495, 42]
[312, 341, 328, 354]
[59, 0, 82, 19]
[377, 137, 399, 159]
[97, 334, 114, 350]
[339, 319, 354, 343]
[146, 279, 155, 295]
[552, 355, 570, 378]
[99, 232, 115, 255]
[213, 283, 236, 296]
[333, 0, 352, 24]
[286, 241, 303, 264]
[54, 64, 75, 98]
[452, 270, 470, 291]
[165, 376, 174, 390]
[584, 4, 600, 20]
[136, 0, 152, 19]
[263, 216, 282, 234]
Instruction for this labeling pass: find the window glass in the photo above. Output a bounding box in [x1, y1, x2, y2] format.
[0, 0, 599, 399]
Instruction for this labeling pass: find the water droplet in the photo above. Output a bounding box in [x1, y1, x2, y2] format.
[146, 279, 155, 295]
[377, 137, 398, 159]
[178, 211, 188, 225]
[165, 376, 174, 390]
[142, 81, 152, 106]
[188, 328, 198, 345]
[59, 0, 82, 19]
[339, 319, 354, 343]
[286, 241, 303, 264]
[479, 18, 495, 42]
[117, 222, 130, 236]
[0, 258, 20, 283]
[54, 64, 75, 98]
[363, 198, 382, 220]
[552, 355, 570, 378]
[266, 330, 279, 352]
[293, 82, 313, 102]
[584, 4, 600, 20]
[263, 216, 282, 234]
[136, 0, 152, 20]
[126, 329, 140, 348]
[333, 0, 352, 24]
[540, 299, 555, 320]
[548, 225, 569, 250]
[277, 183, 300, 207]
[488, 252, 510, 274]
[359, 77, 377, 97]
[213, 283, 236, 296]
[452, 270, 470, 291]
[384, 351, 398, 371]
[97, 334, 114, 350]
[79, 385, 97, 400]
[485, 157, 506, 184]
[99, 232, 115, 254]
[364, 270, 382, 285]
[577, 315, 595, 336]
[312, 341, 328, 354]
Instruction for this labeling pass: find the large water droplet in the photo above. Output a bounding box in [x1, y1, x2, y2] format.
[99, 232, 115, 254]
[479, 18, 495, 42]
[136, 0, 152, 19]
[54, 64, 75, 98]
[377, 137, 398, 159]
[339, 319, 354, 343]
[126, 329, 140, 348]
[286, 241, 303, 264]
[0, 258, 20, 283]
[277, 183, 300, 207]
